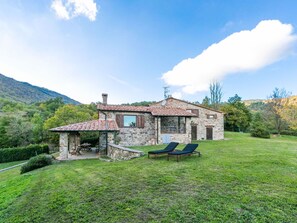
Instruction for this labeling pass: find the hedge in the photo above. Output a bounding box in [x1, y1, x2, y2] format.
[0, 144, 49, 163]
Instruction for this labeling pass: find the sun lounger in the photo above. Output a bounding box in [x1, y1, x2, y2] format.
[148, 142, 179, 158]
[167, 144, 200, 161]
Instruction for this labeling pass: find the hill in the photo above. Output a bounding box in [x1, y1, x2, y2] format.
[244, 96, 297, 106]
[0, 73, 80, 104]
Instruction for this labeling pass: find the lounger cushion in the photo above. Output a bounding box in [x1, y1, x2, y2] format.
[148, 142, 179, 154]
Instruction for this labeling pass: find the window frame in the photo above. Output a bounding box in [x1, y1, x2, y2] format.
[123, 115, 137, 128]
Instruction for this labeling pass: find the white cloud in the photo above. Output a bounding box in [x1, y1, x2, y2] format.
[51, 0, 98, 21]
[162, 20, 297, 95]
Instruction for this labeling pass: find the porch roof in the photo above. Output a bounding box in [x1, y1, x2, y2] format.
[50, 120, 119, 132]
[98, 105, 197, 117]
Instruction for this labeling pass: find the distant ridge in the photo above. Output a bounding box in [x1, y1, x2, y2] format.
[243, 96, 297, 106]
[0, 73, 80, 104]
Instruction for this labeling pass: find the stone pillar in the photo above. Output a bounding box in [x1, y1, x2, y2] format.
[69, 132, 80, 153]
[59, 133, 69, 159]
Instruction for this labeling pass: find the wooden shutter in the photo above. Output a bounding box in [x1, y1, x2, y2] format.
[137, 115, 145, 128]
[116, 114, 123, 128]
[191, 109, 199, 117]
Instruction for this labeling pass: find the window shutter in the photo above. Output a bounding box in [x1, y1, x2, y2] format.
[137, 115, 145, 128]
[116, 114, 123, 128]
[191, 109, 199, 117]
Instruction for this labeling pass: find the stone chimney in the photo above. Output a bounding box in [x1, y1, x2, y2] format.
[102, 93, 108, 105]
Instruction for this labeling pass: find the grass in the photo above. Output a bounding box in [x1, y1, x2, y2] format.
[0, 132, 297, 222]
[0, 160, 27, 170]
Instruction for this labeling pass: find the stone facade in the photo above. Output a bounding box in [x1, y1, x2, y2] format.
[151, 98, 224, 141]
[107, 143, 144, 160]
[99, 111, 156, 146]
[98, 97, 224, 146]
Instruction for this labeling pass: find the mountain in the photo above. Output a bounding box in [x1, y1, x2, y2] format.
[0, 73, 80, 104]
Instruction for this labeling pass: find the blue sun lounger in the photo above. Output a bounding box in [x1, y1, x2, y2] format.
[148, 142, 179, 158]
[167, 144, 200, 161]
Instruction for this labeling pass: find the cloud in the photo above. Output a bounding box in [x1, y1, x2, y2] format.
[162, 20, 297, 95]
[51, 0, 98, 21]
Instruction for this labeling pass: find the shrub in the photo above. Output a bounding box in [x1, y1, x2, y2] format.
[280, 130, 297, 136]
[250, 127, 271, 139]
[0, 144, 49, 163]
[20, 154, 53, 174]
[250, 113, 270, 139]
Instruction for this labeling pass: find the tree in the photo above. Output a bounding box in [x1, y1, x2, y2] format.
[201, 96, 211, 108]
[267, 88, 291, 134]
[280, 104, 297, 130]
[44, 105, 93, 143]
[221, 94, 252, 132]
[250, 113, 270, 138]
[5, 116, 34, 147]
[209, 81, 223, 110]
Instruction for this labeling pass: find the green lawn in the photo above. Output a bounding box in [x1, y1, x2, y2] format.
[1, 132, 297, 223]
[0, 160, 27, 170]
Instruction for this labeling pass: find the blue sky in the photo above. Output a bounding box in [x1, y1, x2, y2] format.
[0, 0, 297, 104]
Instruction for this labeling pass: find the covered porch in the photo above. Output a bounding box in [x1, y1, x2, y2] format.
[150, 107, 196, 144]
[50, 119, 119, 160]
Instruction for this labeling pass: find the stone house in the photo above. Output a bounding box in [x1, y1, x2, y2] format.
[51, 93, 224, 159]
[98, 94, 224, 146]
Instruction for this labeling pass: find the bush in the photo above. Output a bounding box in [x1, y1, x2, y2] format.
[250, 113, 270, 139]
[21, 154, 53, 174]
[280, 130, 297, 136]
[250, 127, 270, 139]
[0, 144, 49, 163]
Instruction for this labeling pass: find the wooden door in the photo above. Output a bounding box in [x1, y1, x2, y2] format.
[191, 125, 197, 141]
[206, 127, 213, 140]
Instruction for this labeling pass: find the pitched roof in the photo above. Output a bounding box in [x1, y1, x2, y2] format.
[50, 120, 119, 132]
[98, 104, 197, 117]
[97, 104, 150, 112]
[151, 97, 224, 113]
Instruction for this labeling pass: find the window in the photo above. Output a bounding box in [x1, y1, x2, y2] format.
[116, 114, 145, 128]
[191, 109, 199, 117]
[124, 115, 136, 127]
[207, 114, 217, 119]
[161, 117, 186, 134]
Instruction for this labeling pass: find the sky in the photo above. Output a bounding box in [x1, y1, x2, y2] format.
[0, 0, 297, 104]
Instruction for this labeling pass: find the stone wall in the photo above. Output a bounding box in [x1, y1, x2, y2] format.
[107, 143, 144, 160]
[151, 98, 224, 140]
[99, 112, 156, 146]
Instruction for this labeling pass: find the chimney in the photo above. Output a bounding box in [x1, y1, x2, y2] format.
[102, 93, 108, 105]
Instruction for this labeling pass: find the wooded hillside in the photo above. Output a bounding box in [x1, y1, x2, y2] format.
[0, 73, 80, 104]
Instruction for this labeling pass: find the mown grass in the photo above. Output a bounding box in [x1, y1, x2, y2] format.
[0, 160, 27, 170]
[0, 132, 297, 223]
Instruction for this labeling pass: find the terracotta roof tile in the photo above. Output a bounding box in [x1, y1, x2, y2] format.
[98, 104, 197, 117]
[98, 104, 150, 112]
[50, 120, 119, 132]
